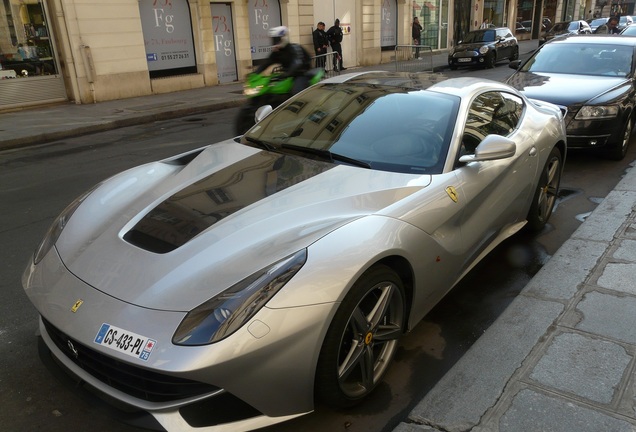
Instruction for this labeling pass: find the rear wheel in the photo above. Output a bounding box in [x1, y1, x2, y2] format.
[606, 114, 632, 161]
[315, 265, 405, 408]
[527, 147, 562, 232]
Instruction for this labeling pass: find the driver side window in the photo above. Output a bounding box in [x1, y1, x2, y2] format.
[460, 91, 524, 156]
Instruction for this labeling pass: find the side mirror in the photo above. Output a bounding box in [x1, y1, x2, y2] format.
[255, 105, 274, 123]
[459, 135, 516, 163]
[509, 59, 521, 70]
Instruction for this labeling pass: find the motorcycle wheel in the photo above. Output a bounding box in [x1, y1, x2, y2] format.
[235, 105, 257, 136]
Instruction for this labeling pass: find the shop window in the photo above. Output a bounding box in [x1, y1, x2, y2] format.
[381, 0, 397, 49]
[1, 0, 57, 78]
[139, 0, 197, 79]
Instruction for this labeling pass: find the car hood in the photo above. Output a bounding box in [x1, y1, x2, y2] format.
[56, 141, 431, 311]
[506, 72, 628, 106]
[453, 42, 490, 53]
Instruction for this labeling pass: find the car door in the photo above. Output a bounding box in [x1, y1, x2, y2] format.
[497, 28, 514, 59]
[453, 90, 539, 273]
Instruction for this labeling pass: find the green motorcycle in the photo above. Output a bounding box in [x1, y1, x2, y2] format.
[235, 68, 324, 135]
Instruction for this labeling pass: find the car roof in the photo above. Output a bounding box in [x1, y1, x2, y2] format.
[547, 34, 636, 45]
[322, 71, 514, 97]
[468, 27, 510, 32]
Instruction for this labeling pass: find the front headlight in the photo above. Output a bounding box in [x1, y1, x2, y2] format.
[479, 46, 489, 54]
[575, 105, 619, 120]
[33, 186, 97, 265]
[243, 85, 263, 96]
[173, 249, 307, 346]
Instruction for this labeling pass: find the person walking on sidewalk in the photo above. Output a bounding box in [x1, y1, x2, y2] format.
[327, 18, 345, 71]
[313, 21, 329, 69]
[412, 16, 423, 59]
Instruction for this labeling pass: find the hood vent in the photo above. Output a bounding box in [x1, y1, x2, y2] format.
[124, 151, 334, 253]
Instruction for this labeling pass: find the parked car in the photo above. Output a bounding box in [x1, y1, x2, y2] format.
[538, 20, 592, 45]
[521, 19, 533, 32]
[619, 15, 633, 30]
[620, 23, 636, 35]
[23, 71, 567, 432]
[448, 27, 519, 69]
[508, 34, 636, 160]
[589, 17, 609, 32]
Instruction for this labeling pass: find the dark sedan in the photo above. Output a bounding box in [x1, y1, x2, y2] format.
[448, 27, 518, 69]
[538, 20, 591, 46]
[507, 35, 635, 160]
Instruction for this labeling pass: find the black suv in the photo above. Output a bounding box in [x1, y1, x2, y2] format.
[448, 27, 519, 69]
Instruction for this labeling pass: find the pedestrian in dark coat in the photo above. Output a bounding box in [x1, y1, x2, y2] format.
[412, 16, 423, 58]
[327, 18, 345, 71]
[313, 22, 329, 68]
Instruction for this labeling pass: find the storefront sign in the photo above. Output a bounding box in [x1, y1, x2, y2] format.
[381, 0, 397, 47]
[139, 0, 196, 72]
[248, 0, 282, 60]
[211, 3, 237, 83]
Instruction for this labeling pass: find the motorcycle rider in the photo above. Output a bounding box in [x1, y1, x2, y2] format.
[255, 26, 312, 95]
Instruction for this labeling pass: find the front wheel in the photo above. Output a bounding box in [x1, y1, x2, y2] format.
[606, 114, 632, 161]
[484, 52, 496, 69]
[526, 147, 562, 232]
[510, 46, 519, 61]
[315, 265, 405, 408]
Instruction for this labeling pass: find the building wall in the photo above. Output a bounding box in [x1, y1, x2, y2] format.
[4, 0, 564, 109]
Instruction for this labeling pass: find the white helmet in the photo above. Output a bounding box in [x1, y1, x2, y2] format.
[268, 26, 289, 50]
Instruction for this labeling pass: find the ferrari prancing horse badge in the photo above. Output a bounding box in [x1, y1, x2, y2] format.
[446, 186, 458, 203]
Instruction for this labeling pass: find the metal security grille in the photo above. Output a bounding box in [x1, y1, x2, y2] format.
[0, 75, 66, 109]
[311, 52, 341, 78]
[394, 45, 434, 72]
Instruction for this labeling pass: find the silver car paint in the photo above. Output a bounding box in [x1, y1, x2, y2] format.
[23, 74, 567, 431]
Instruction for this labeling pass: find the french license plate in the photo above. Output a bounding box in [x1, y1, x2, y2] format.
[94, 323, 156, 361]
[458, 58, 471, 62]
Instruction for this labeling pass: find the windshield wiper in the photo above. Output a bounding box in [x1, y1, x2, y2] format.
[281, 144, 371, 169]
[244, 136, 277, 151]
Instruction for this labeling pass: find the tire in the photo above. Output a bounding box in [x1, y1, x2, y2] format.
[235, 105, 257, 136]
[606, 114, 633, 161]
[315, 265, 405, 408]
[484, 52, 496, 69]
[510, 46, 519, 61]
[526, 147, 562, 232]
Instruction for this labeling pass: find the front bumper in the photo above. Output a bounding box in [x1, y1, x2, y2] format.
[448, 52, 485, 67]
[23, 248, 334, 431]
[564, 114, 623, 149]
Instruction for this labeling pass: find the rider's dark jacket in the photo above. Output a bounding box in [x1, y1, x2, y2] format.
[255, 43, 311, 79]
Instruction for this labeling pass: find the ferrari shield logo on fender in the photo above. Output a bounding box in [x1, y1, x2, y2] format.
[446, 186, 458, 203]
[71, 299, 84, 313]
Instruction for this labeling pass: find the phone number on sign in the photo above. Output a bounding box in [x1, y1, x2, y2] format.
[161, 53, 190, 61]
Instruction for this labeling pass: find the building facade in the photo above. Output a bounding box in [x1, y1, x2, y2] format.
[0, 0, 618, 111]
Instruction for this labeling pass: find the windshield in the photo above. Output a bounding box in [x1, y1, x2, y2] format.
[242, 82, 460, 174]
[463, 30, 495, 43]
[591, 18, 608, 27]
[622, 25, 636, 35]
[521, 43, 633, 77]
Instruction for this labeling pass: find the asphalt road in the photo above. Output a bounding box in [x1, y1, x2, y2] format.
[1, 61, 635, 432]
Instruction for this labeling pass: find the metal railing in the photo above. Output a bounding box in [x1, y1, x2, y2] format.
[311, 52, 341, 79]
[394, 45, 434, 72]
